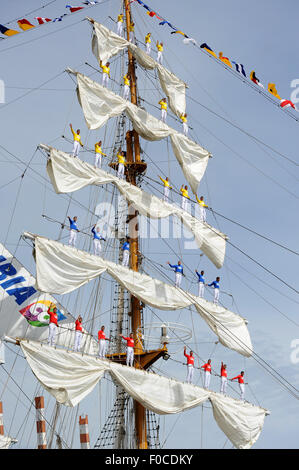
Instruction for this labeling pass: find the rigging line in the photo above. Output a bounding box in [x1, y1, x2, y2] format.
[4, 0, 59, 25]
[0, 1, 112, 54]
[141, 173, 299, 296]
[188, 94, 299, 167]
[0, 174, 25, 192]
[0, 363, 71, 448]
[143, 173, 299, 256]
[0, 70, 66, 111]
[189, 113, 299, 199]
[193, 44, 299, 124]
[141, 230, 299, 399]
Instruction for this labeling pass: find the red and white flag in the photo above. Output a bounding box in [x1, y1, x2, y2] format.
[35, 17, 52, 24]
[280, 99, 296, 110]
[66, 5, 85, 13]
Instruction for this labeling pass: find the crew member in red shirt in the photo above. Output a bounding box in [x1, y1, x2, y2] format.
[230, 371, 246, 400]
[47, 304, 58, 347]
[74, 315, 83, 352]
[220, 361, 228, 394]
[120, 333, 134, 367]
[184, 347, 195, 384]
[98, 325, 110, 358]
[201, 359, 212, 389]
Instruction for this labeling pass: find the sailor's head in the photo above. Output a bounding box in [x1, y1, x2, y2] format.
[178, 260, 181, 265]
[52, 307, 57, 313]
[208, 359, 211, 364]
[190, 350, 193, 356]
[223, 364, 227, 369]
[240, 371, 244, 376]
[163, 97, 166, 101]
[216, 276, 220, 282]
[106, 62, 110, 66]
[126, 236, 130, 241]
[78, 315, 82, 321]
[73, 216, 78, 221]
[98, 140, 102, 145]
[166, 177, 168, 180]
[129, 332, 133, 338]
[200, 196, 204, 201]
[101, 325, 105, 331]
[201, 270, 204, 275]
[185, 185, 188, 190]
[77, 129, 80, 134]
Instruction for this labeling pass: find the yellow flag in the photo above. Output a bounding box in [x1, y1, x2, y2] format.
[268, 83, 281, 100]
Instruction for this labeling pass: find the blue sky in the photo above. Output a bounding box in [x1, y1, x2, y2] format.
[0, 0, 298, 449]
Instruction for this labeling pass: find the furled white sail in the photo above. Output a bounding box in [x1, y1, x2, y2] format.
[20, 340, 268, 449]
[67, 69, 210, 195]
[88, 18, 186, 117]
[0, 241, 97, 355]
[24, 234, 252, 357]
[44, 145, 226, 268]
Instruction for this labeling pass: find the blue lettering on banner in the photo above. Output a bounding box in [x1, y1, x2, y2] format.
[0, 255, 37, 306]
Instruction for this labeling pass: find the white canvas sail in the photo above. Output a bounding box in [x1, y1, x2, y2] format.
[89, 18, 187, 117]
[24, 234, 252, 357]
[0, 241, 97, 354]
[67, 69, 210, 195]
[20, 340, 268, 449]
[44, 145, 226, 269]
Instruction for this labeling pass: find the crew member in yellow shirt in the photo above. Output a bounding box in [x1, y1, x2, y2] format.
[196, 195, 208, 223]
[159, 176, 172, 202]
[69, 123, 83, 158]
[180, 113, 188, 136]
[94, 140, 107, 169]
[145, 32, 151, 55]
[123, 73, 131, 100]
[116, 13, 124, 36]
[156, 41, 163, 64]
[158, 97, 167, 123]
[180, 185, 190, 212]
[117, 147, 126, 179]
[99, 60, 110, 87]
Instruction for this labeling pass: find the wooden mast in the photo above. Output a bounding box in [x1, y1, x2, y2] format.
[124, 0, 147, 450]
[123, 0, 167, 450]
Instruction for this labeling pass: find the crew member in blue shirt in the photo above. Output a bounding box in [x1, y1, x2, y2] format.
[208, 276, 220, 304]
[91, 224, 106, 256]
[195, 269, 205, 298]
[68, 216, 79, 247]
[167, 260, 183, 288]
[122, 237, 130, 267]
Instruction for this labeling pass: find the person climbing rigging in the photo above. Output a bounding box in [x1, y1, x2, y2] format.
[201, 359, 212, 389]
[68, 216, 79, 247]
[195, 269, 205, 298]
[230, 371, 247, 400]
[69, 123, 83, 158]
[47, 304, 58, 347]
[196, 195, 208, 223]
[184, 347, 195, 384]
[167, 260, 184, 288]
[180, 185, 190, 212]
[91, 224, 106, 256]
[156, 41, 163, 64]
[208, 276, 220, 304]
[159, 176, 172, 202]
[158, 97, 167, 123]
[74, 315, 83, 352]
[121, 237, 130, 267]
[94, 140, 107, 169]
[98, 325, 111, 358]
[220, 361, 228, 394]
[99, 60, 110, 87]
[119, 332, 135, 366]
[145, 32, 151, 55]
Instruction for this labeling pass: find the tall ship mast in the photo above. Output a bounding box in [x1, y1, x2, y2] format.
[5, 0, 299, 450]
